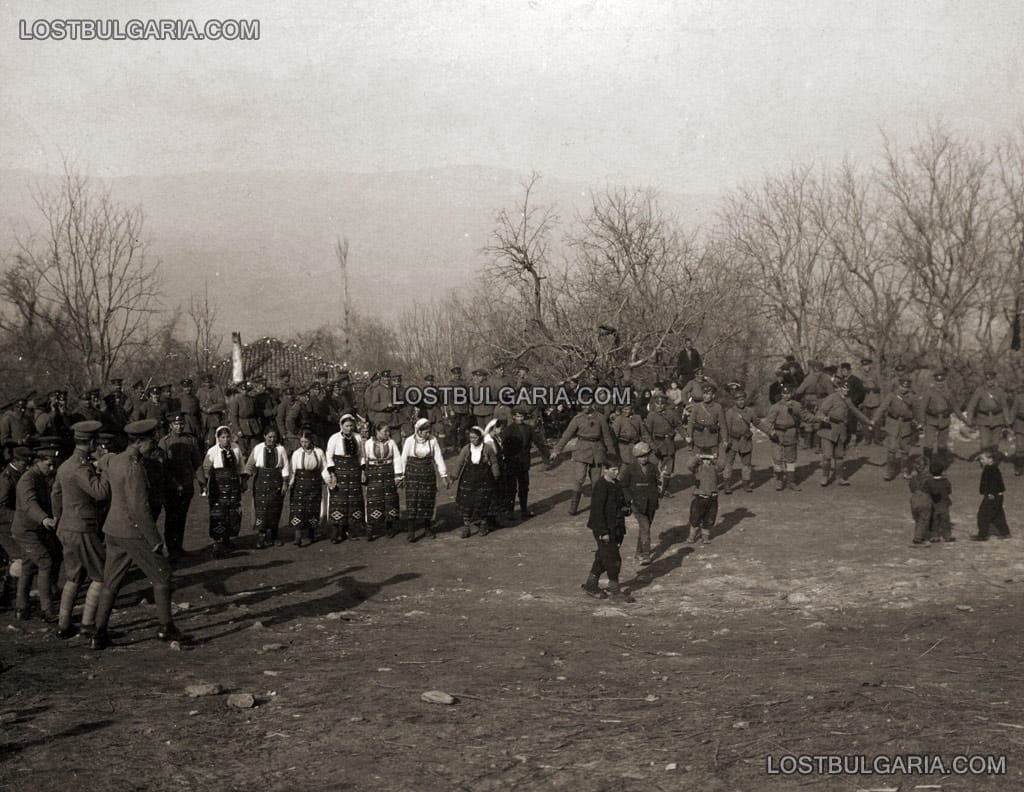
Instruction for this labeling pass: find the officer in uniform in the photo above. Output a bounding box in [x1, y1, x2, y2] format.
[611, 403, 646, 464]
[90, 419, 186, 650]
[12, 441, 62, 621]
[877, 377, 919, 480]
[794, 360, 834, 450]
[470, 369, 494, 431]
[549, 402, 616, 515]
[685, 382, 727, 461]
[0, 446, 33, 609]
[159, 413, 203, 561]
[965, 369, 1011, 458]
[136, 386, 168, 433]
[177, 378, 203, 439]
[814, 379, 873, 486]
[916, 369, 967, 467]
[198, 373, 227, 447]
[51, 420, 110, 638]
[1, 394, 37, 445]
[643, 395, 683, 497]
[228, 381, 262, 456]
[858, 358, 883, 444]
[446, 366, 471, 451]
[71, 389, 105, 424]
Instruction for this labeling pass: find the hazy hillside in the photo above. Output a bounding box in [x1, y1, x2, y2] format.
[0, 166, 718, 340]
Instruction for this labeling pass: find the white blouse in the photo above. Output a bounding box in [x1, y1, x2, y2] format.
[325, 431, 365, 464]
[364, 438, 404, 475]
[245, 442, 291, 478]
[400, 435, 448, 478]
[292, 446, 327, 473]
[203, 443, 244, 469]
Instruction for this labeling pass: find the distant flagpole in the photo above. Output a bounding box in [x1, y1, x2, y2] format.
[336, 236, 350, 368]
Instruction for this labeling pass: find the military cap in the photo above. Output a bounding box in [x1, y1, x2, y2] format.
[392, 372, 403, 380]
[13, 446, 35, 461]
[83, 388, 100, 399]
[697, 453, 716, 462]
[237, 381, 252, 391]
[132, 379, 145, 389]
[934, 369, 948, 380]
[71, 420, 103, 441]
[894, 364, 906, 373]
[512, 402, 532, 415]
[472, 368, 489, 377]
[282, 385, 295, 396]
[702, 381, 718, 393]
[380, 369, 392, 378]
[450, 366, 462, 375]
[368, 373, 380, 384]
[169, 412, 186, 422]
[632, 441, 651, 457]
[201, 372, 214, 382]
[780, 384, 793, 394]
[860, 357, 873, 365]
[124, 418, 159, 437]
[102, 392, 118, 405]
[898, 377, 912, 388]
[315, 370, 329, 378]
[180, 378, 194, 387]
[423, 374, 435, 383]
[34, 436, 61, 457]
[839, 362, 852, 370]
[110, 377, 123, 385]
[337, 370, 350, 381]
[725, 380, 743, 391]
[823, 365, 838, 376]
[97, 430, 118, 444]
[309, 380, 323, 391]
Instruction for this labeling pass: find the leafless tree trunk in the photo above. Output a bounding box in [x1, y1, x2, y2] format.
[336, 236, 350, 366]
[10, 162, 163, 387]
[187, 279, 222, 374]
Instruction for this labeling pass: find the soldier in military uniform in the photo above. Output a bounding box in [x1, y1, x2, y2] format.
[470, 368, 494, 433]
[136, 386, 168, 433]
[877, 377, 920, 480]
[90, 419, 186, 650]
[965, 369, 1011, 458]
[198, 373, 227, 447]
[365, 370, 394, 434]
[447, 365, 472, 451]
[549, 402, 616, 515]
[1010, 389, 1024, 476]
[780, 355, 805, 390]
[761, 385, 807, 491]
[159, 413, 203, 561]
[0, 447, 33, 609]
[814, 379, 873, 486]
[611, 403, 646, 464]
[71, 389, 105, 424]
[51, 421, 110, 638]
[12, 442, 61, 621]
[684, 383, 727, 461]
[793, 360, 834, 450]
[228, 381, 263, 456]
[176, 378, 203, 439]
[100, 392, 129, 434]
[916, 369, 967, 467]
[1, 394, 37, 445]
[644, 395, 683, 497]
[723, 384, 757, 493]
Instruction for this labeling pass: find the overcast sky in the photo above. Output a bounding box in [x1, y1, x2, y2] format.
[1, 0, 1021, 194]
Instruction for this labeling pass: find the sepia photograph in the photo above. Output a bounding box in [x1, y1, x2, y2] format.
[1, 1, 1022, 789]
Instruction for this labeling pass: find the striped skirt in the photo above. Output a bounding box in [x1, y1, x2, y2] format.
[365, 463, 400, 527]
[404, 456, 438, 521]
[252, 467, 285, 537]
[208, 467, 242, 540]
[456, 460, 496, 523]
[328, 454, 364, 525]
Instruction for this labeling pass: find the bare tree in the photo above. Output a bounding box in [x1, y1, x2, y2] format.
[336, 236, 351, 366]
[9, 163, 163, 387]
[718, 164, 844, 365]
[880, 124, 1003, 359]
[187, 279, 223, 374]
[997, 124, 1024, 352]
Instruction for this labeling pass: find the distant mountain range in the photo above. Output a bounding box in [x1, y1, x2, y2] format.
[0, 165, 718, 341]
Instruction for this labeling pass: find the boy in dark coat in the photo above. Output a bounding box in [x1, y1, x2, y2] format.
[618, 442, 660, 566]
[688, 453, 723, 544]
[907, 456, 933, 547]
[971, 452, 1010, 540]
[582, 456, 633, 602]
[923, 458, 954, 542]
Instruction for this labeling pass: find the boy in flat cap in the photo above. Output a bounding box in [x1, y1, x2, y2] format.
[582, 456, 634, 602]
[618, 441, 660, 565]
[51, 421, 110, 638]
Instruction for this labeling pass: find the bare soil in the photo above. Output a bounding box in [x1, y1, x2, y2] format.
[2, 436, 1023, 791]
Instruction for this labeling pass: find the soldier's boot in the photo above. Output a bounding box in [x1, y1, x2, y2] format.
[883, 454, 897, 481]
[460, 521, 472, 539]
[153, 585, 180, 641]
[819, 461, 830, 486]
[774, 470, 785, 491]
[902, 456, 914, 479]
[89, 588, 117, 650]
[568, 491, 581, 516]
[254, 531, 267, 550]
[606, 582, 635, 603]
[407, 520, 418, 543]
[786, 470, 801, 492]
[580, 574, 607, 599]
[836, 461, 850, 486]
[426, 519, 437, 539]
[0, 569, 15, 609]
[1015, 454, 1024, 477]
[57, 580, 80, 635]
[743, 473, 754, 493]
[80, 581, 103, 637]
[723, 471, 734, 495]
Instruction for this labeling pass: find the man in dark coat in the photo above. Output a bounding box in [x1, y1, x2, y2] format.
[197, 373, 227, 447]
[618, 442, 660, 566]
[1, 395, 37, 445]
[228, 381, 262, 456]
[675, 337, 703, 386]
[501, 406, 549, 519]
[177, 378, 203, 439]
[582, 456, 633, 602]
[12, 443, 61, 621]
[90, 419, 186, 650]
[159, 413, 203, 561]
[0, 446, 32, 609]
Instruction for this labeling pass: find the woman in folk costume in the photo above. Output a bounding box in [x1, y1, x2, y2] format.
[290, 429, 327, 547]
[400, 417, 449, 543]
[364, 423, 404, 540]
[198, 425, 247, 557]
[452, 425, 501, 539]
[324, 414, 365, 543]
[484, 418, 515, 518]
[244, 427, 291, 549]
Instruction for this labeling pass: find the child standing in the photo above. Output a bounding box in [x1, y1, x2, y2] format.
[582, 456, 634, 602]
[971, 452, 1010, 541]
[923, 458, 954, 542]
[907, 456, 933, 547]
[618, 442, 660, 566]
[688, 453, 722, 544]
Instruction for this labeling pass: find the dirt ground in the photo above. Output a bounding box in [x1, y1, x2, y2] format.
[2, 435, 1023, 791]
